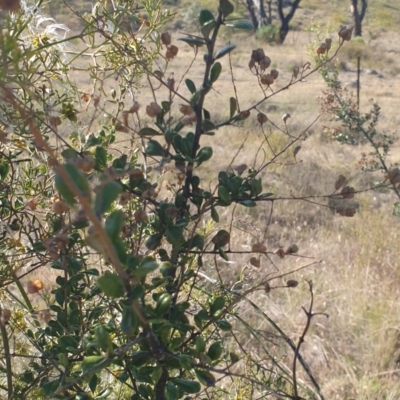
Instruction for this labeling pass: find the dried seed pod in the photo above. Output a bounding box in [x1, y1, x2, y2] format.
[248, 59, 256, 71]
[76, 155, 95, 172]
[257, 112, 268, 125]
[286, 244, 299, 254]
[325, 37, 332, 51]
[252, 243, 267, 253]
[0, 0, 21, 11]
[234, 164, 247, 174]
[259, 56, 271, 71]
[153, 70, 164, 79]
[275, 248, 285, 258]
[239, 110, 250, 120]
[129, 100, 140, 113]
[293, 66, 300, 79]
[179, 104, 193, 116]
[261, 74, 274, 85]
[53, 201, 69, 214]
[337, 207, 356, 217]
[27, 199, 37, 211]
[27, 279, 44, 294]
[287, 279, 298, 288]
[134, 210, 148, 223]
[119, 192, 130, 206]
[270, 69, 279, 80]
[249, 257, 260, 268]
[326, 94, 335, 103]
[49, 116, 62, 127]
[316, 43, 327, 55]
[335, 175, 346, 190]
[338, 25, 354, 41]
[167, 77, 175, 91]
[161, 32, 171, 46]
[1, 309, 11, 325]
[264, 282, 271, 293]
[190, 113, 197, 122]
[282, 113, 291, 123]
[385, 168, 400, 183]
[230, 97, 238, 114]
[341, 186, 355, 199]
[251, 48, 265, 63]
[130, 168, 144, 179]
[181, 115, 193, 126]
[146, 102, 162, 118]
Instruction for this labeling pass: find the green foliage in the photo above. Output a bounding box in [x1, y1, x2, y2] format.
[0, 1, 356, 399]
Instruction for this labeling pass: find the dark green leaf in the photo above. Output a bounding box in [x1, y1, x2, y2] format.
[226, 20, 254, 30]
[105, 209, 124, 241]
[215, 44, 236, 60]
[138, 127, 161, 136]
[194, 369, 216, 387]
[131, 257, 158, 278]
[199, 9, 215, 26]
[207, 342, 223, 360]
[219, 0, 234, 17]
[218, 185, 231, 205]
[146, 140, 168, 157]
[97, 271, 125, 298]
[42, 378, 61, 396]
[55, 163, 90, 205]
[201, 20, 216, 39]
[196, 147, 213, 166]
[171, 378, 201, 394]
[218, 248, 229, 261]
[187, 234, 204, 250]
[120, 306, 138, 336]
[95, 181, 123, 215]
[216, 319, 232, 331]
[166, 225, 185, 246]
[239, 199, 256, 207]
[211, 206, 219, 222]
[178, 37, 205, 47]
[61, 148, 78, 160]
[185, 79, 196, 94]
[210, 62, 222, 83]
[95, 146, 108, 170]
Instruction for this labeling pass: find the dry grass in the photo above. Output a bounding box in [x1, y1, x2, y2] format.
[24, 1, 400, 397]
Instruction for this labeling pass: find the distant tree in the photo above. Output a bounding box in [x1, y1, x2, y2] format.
[350, 0, 367, 36]
[246, 0, 302, 44]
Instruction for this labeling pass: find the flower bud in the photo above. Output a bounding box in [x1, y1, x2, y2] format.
[161, 32, 171, 46]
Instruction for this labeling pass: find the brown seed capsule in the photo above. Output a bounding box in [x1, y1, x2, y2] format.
[146, 102, 162, 118]
[248, 59, 256, 71]
[130, 168, 144, 179]
[0, 0, 21, 11]
[252, 243, 267, 253]
[275, 248, 285, 258]
[53, 201, 69, 214]
[264, 282, 271, 294]
[27, 279, 44, 294]
[181, 115, 193, 126]
[167, 77, 175, 91]
[270, 69, 279, 80]
[261, 74, 274, 85]
[129, 100, 140, 113]
[316, 43, 327, 55]
[239, 110, 250, 120]
[50, 116, 62, 127]
[153, 70, 164, 79]
[251, 48, 265, 63]
[134, 210, 148, 223]
[259, 56, 271, 71]
[287, 279, 298, 288]
[76, 155, 95, 172]
[161, 32, 171, 46]
[27, 199, 37, 211]
[293, 66, 300, 79]
[341, 186, 355, 199]
[338, 25, 354, 41]
[257, 112, 268, 125]
[249, 257, 260, 268]
[327, 94, 335, 103]
[233, 164, 247, 175]
[325, 37, 332, 51]
[335, 175, 346, 190]
[282, 113, 290, 123]
[286, 244, 299, 254]
[179, 104, 193, 116]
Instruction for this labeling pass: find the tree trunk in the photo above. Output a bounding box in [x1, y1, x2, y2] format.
[350, 0, 367, 37]
[246, 0, 268, 30]
[277, 0, 302, 44]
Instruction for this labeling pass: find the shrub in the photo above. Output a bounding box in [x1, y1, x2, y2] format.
[0, 0, 357, 399]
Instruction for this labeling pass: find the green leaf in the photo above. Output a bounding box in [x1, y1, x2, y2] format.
[81, 356, 108, 374]
[194, 369, 216, 387]
[55, 163, 90, 205]
[201, 119, 215, 133]
[218, 185, 231, 205]
[97, 271, 125, 298]
[178, 37, 205, 47]
[166, 225, 185, 246]
[138, 127, 161, 136]
[185, 79, 196, 94]
[219, 0, 234, 17]
[201, 20, 216, 39]
[95, 146, 108, 170]
[218, 248, 229, 261]
[120, 306, 138, 336]
[211, 206, 219, 222]
[229, 97, 237, 118]
[61, 148, 78, 160]
[171, 378, 201, 394]
[199, 9, 215, 26]
[0, 160, 9, 183]
[226, 20, 254, 30]
[210, 62, 222, 83]
[94, 324, 112, 353]
[95, 181, 123, 215]
[42, 378, 61, 396]
[207, 342, 223, 361]
[216, 319, 232, 331]
[131, 257, 158, 278]
[155, 293, 172, 315]
[239, 199, 256, 207]
[187, 234, 204, 250]
[146, 140, 168, 157]
[259, 192, 274, 198]
[105, 210, 124, 241]
[196, 147, 213, 166]
[210, 296, 225, 315]
[215, 44, 236, 60]
[145, 234, 163, 250]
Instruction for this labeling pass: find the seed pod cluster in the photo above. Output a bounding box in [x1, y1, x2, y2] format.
[166, 44, 179, 61]
[338, 25, 354, 41]
[146, 102, 162, 118]
[249, 48, 278, 86]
